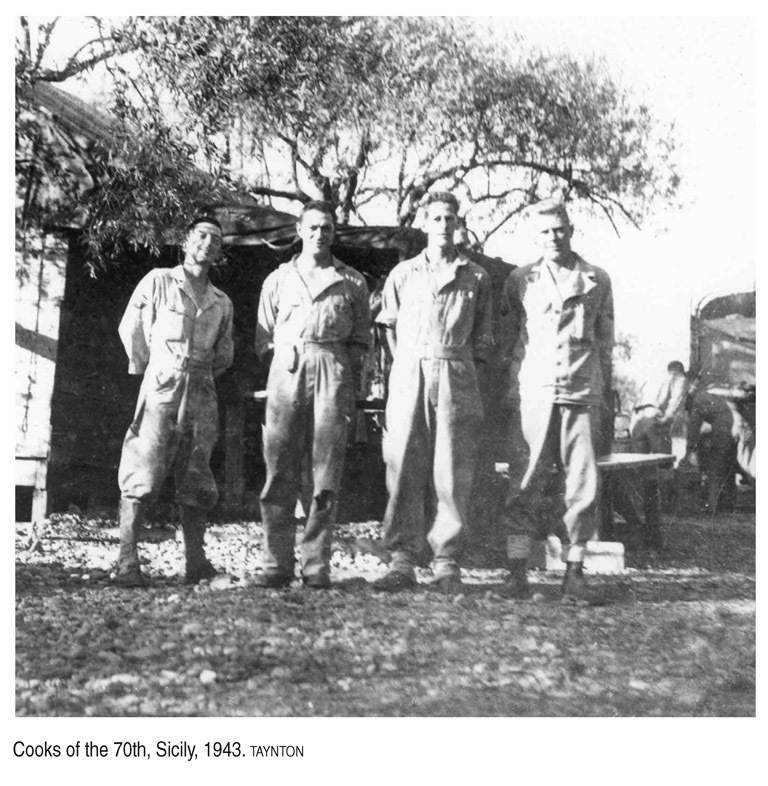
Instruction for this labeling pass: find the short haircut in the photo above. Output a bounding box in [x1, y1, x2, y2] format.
[422, 191, 460, 215]
[667, 361, 685, 374]
[300, 201, 335, 222]
[528, 197, 571, 225]
[186, 214, 223, 234]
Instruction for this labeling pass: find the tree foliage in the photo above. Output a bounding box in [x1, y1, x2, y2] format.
[16, 16, 680, 269]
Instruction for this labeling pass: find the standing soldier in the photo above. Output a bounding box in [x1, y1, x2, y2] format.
[501, 198, 614, 603]
[115, 215, 234, 587]
[371, 192, 493, 594]
[255, 201, 371, 589]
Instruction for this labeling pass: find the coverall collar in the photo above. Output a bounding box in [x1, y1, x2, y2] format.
[421, 249, 470, 295]
[171, 265, 221, 311]
[289, 254, 347, 301]
[529, 253, 598, 301]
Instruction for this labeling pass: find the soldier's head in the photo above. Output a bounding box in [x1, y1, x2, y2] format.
[297, 201, 335, 256]
[183, 215, 223, 277]
[668, 361, 686, 376]
[421, 191, 460, 251]
[529, 198, 573, 265]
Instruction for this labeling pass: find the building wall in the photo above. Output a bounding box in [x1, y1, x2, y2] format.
[15, 230, 68, 521]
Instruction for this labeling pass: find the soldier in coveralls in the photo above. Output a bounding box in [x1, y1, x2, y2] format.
[501, 198, 614, 603]
[371, 192, 493, 595]
[115, 215, 234, 587]
[255, 201, 370, 589]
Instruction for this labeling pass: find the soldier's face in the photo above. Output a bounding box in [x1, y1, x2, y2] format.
[536, 213, 572, 263]
[184, 223, 222, 274]
[424, 202, 459, 248]
[298, 209, 335, 253]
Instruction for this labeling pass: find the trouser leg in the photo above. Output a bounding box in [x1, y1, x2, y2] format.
[381, 361, 430, 573]
[301, 356, 350, 576]
[259, 362, 310, 577]
[179, 504, 216, 583]
[117, 497, 146, 580]
[428, 359, 483, 577]
[175, 376, 220, 510]
[560, 404, 600, 563]
[504, 403, 559, 561]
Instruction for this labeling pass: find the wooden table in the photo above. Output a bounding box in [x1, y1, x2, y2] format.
[597, 453, 675, 549]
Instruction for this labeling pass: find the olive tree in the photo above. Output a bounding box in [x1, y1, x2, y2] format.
[16, 15, 679, 268]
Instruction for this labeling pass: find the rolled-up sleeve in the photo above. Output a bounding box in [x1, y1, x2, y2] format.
[118, 272, 156, 375]
[376, 267, 402, 328]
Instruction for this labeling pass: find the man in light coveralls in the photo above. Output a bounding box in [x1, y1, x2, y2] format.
[372, 192, 493, 594]
[255, 201, 371, 589]
[115, 215, 234, 587]
[502, 198, 614, 604]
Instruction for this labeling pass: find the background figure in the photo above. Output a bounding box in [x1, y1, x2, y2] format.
[372, 192, 493, 595]
[631, 360, 690, 466]
[115, 215, 234, 587]
[255, 201, 370, 590]
[687, 385, 755, 511]
[501, 198, 614, 603]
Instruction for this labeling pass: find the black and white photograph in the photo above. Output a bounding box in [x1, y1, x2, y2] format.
[10, 8, 760, 782]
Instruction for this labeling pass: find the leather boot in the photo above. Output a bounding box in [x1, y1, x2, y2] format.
[499, 558, 531, 599]
[179, 505, 217, 584]
[561, 561, 607, 605]
[115, 498, 147, 587]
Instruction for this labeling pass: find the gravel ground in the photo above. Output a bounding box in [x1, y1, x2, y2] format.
[15, 509, 755, 717]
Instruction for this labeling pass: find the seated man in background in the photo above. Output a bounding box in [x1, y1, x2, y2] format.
[631, 360, 689, 467]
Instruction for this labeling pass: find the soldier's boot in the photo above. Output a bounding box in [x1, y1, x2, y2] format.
[561, 561, 607, 606]
[179, 505, 217, 585]
[499, 558, 531, 599]
[114, 498, 148, 587]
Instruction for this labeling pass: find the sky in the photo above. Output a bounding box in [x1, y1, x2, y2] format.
[478, 16, 756, 394]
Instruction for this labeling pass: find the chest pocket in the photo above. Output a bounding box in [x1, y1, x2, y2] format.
[154, 298, 188, 343]
[316, 291, 353, 339]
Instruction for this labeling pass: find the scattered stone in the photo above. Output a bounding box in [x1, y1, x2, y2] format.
[199, 669, 217, 685]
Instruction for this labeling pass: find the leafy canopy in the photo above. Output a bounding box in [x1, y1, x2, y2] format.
[16, 16, 679, 268]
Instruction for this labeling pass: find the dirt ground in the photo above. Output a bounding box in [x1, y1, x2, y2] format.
[15, 507, 755, 717]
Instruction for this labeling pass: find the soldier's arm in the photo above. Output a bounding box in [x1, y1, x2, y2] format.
[500, 273, 524, 368]
[472, 269, 493, 365]
[375, 267, 401, 362]
[595, 273, 615, 408]
[212, 298, 235, 378]
[255, 271, 280, 365]
[348, 276, 372, 380]
[118, 272, 157, 375]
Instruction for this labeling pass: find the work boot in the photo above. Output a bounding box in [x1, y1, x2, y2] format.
[371, 567, 417, 592]
[433, 573, 463, 596]
[114, 498, 148, 588]
[302, 573, 332, 590]
[561, 561, 607, 606]
[254, 571, 293, 589]
[499, 558, 531, 599]
[179, 505, 217, 584]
